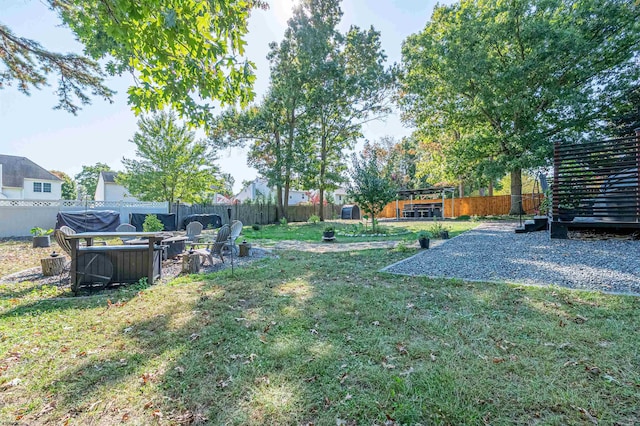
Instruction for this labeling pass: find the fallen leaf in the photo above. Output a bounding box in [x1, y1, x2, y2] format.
[310, 329, 318, 335]
[573, 405, 598, 424]
[189, 333, 200, 341]
[430, 353, 437, 362]
[372, 321, 380, 326]
[574, 315, 588, 324]
[152, 410, 163, 419]
[493, 357, 505, 364]
[122, 413, 130, 422]
[143, 401, 154, 409]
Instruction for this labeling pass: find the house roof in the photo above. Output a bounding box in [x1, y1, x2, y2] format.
[100, 171, 118, 183]
[0, 154, 62, 188]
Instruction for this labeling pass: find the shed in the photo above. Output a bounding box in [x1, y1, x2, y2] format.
[341, 204, 361, 220]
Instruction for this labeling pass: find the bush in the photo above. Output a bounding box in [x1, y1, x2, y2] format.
[308, 214, 320, 224]
[428, 221, 450, 238]
[252, 224, 262, 231]
[30, 227, 53, 236]
[142, 214, 164, 232]
[323, 225, 335, 233]
[417, 230, 431, 239]
[279, 217, 288, 226]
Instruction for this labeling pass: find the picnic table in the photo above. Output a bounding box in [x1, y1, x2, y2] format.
[66, 231, 164, 292]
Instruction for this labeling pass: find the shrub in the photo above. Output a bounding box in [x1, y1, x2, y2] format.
[323, 225, 335, 233]
[417, 230, 431, 239]
[30, 227, 53, 236]
[142, 214, 164, 232]
[252, 224, 262, 231]
[308, 214, 320, 224]
[279, 217, 288, 226]
[428, 221, 450, 238]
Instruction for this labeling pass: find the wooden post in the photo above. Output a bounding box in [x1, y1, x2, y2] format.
[636, 128, 640, 223]
[70, 238, 79, 292]
[182, 252, 200, 273]
[41, 256, 65, 276]
[147, 237, 156, 285]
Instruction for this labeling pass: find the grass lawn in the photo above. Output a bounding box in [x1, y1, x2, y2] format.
[1, 239, 639, 424]
[242, 220, 478, 245]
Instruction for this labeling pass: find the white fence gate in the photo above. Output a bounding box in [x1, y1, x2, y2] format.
[0, 200, 168, 238]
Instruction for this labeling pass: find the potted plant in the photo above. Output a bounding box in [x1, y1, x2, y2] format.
[31, 227, 53, 248]
[417, 230, 431, 249]
[323, 225, 335, 239]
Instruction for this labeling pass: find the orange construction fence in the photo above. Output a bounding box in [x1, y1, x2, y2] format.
[379, 193, 544, 218]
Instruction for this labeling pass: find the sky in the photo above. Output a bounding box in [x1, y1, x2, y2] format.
[1, 0, 448, 193]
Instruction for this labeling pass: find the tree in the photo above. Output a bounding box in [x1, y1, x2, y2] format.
[49, 170, 77, 200]
[74, 163, 113, 200]
[347, 142, 398, 232]
[401, 0, 640, 214]
[1, 0, 266, 120]
[119, 111, 222, 204]
[219, 173, 236, 198]
[604, 82, 640, 137]
[290, 0, 396, 220]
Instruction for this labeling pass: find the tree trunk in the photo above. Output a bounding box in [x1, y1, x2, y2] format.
[319, 133, 327, 221]
[283, 182, 290, 220]
[276, 185, 284, 220]
[488, 180, 494, 196]
[509, 168, 524, 215]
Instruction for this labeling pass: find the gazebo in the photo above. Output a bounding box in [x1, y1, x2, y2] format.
[395, 186, 456, 219]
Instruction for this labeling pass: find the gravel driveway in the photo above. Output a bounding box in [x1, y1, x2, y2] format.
[382, 222, 640, 296]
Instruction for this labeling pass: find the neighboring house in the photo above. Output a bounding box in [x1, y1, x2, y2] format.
[235, 178, 309, 205]
[332, 187, 349, 205]
[309, 187, 350, 205]
[0, 154, 62, 200]
[94, 171, 139, 202]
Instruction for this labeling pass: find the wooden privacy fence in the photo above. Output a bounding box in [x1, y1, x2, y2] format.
[173, 203, 343, 227]
[379, 193, 544, 218]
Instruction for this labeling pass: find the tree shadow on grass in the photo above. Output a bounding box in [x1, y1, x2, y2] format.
[8, 249, 640, 425]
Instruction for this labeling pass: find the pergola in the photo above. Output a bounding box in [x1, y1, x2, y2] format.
[395, 186, 456, 219]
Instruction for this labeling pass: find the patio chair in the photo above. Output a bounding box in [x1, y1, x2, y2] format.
[192, 224, 230, 265]
[58, 225, 107, 246]
[116, 223, 136, 243]
[185, 221, 203, 243]
[225, 220, 243, 254]
[54, 228, 74, 257]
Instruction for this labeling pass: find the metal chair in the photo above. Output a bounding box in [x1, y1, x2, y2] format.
[225, 220, 243, 254]
[116, 223, 136, 243]
[185, 221, 203, 243]
[192, 224, 230, 265]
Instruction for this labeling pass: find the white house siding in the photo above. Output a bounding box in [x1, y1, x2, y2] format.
[105, 184, 138, 202]
[288, 191, 307, 205]
[22, 178, 61, 200]
[2, 187, 22, 199]
[95, 174, 106, 200]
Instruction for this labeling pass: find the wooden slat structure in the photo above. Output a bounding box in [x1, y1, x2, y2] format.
[66, 232, 164, 292]
[550, 130, 640, 238]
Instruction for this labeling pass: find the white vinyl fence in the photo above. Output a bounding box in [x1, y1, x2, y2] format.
[0, 200, 168, 238]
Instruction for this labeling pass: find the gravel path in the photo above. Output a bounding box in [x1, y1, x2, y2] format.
[382, 222, 640, 296]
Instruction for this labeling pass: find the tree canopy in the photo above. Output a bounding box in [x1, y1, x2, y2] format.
[400, 0, 640, 212]
[74, 163, 113, 200]
[1, 0, 266, 121]
[119, 111, 223, 204]
[347, 142, 398, 231]
[49, 170, 77, 200]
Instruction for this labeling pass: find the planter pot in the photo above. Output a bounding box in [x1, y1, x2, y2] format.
[323, 231, 335, 239]
[440, 230, 450, 240]
[418, 237, 430, 249]
[558, 208, 575, 222]
[32, 235, 51, 248]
